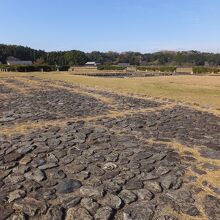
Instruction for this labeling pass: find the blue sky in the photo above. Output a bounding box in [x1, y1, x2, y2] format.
[0, 0, 219, 52]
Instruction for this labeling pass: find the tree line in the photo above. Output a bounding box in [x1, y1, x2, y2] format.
[1, 44, 220, 66]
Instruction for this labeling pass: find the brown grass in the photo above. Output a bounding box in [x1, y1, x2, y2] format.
[1, 72, 220, 110]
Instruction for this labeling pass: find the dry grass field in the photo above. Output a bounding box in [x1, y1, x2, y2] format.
[1, 72, 220, 111]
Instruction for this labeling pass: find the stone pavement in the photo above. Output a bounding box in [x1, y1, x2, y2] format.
[0, 76, 219, 220]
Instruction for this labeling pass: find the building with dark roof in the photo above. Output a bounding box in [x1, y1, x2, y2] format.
[7, 57, 32, 65]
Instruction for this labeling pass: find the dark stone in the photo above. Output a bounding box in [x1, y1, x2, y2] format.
[8, 189, 26, 203]
[203, 195, 220, 220]
[47, 138, 61, 147]
[145, 181, 163, 193]
[125, 178, 144, 190]
[135, 189, 154, 200]
[172, 179, 183, 190]
[59, 155, 74, 165]
[31, 158, 46, 168]
[4, 152, 22, 163]
[47, 169, 66, 179]
[104, 181, 122, 194]
[66, 207, 93, 220]
[81, 198, 100, 215]
[80, 186, 104, 198]
[56, 179, 82, 193]
[101, 170, 120, 181]
[201, 163, 220, 171]
[102, 194, 122, 210]
[119, 189, 137, 204]
[123, 202, 156, 220]
[155, 166, 170, 176]
[161, 175, 178, 190]
[94, 206, 114, 220]
[43, 205, 64, 220]
[166, 190, 194, 203]
[88, 165, 105, 176]
[199, 149, 220, 160]
[66, 164, 86, 174]
[133, 152, 153, 161]
[24, 169, 46, 182]
[38, 162, 58, 170]
[34, 188, 57, 201]
[62, 197, 81, 208]
[17, 145, 37, 154]
[140, 164, 155, 173]
[74, 171, 90, 181]
[0, 162, 17, 170]
[0, 205, 14, 219]
[4, 174, 25, 184]
[140, 172, 160, 181]
[22, 180, 42, 193]
[192, 166, 207, 175]
[13, 197, 48, 217]
[181, 203, 200, 216]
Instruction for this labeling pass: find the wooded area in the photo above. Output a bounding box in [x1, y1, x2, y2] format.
[1, 44, 220, 66]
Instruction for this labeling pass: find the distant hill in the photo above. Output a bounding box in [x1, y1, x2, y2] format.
[1, 44, 220, 66]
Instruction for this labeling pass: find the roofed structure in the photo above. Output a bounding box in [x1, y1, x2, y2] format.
[7, 56, 32, 65]
[85, 62, 97, 66]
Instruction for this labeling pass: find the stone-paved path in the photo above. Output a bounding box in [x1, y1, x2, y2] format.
[0, 76, 220, 220]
